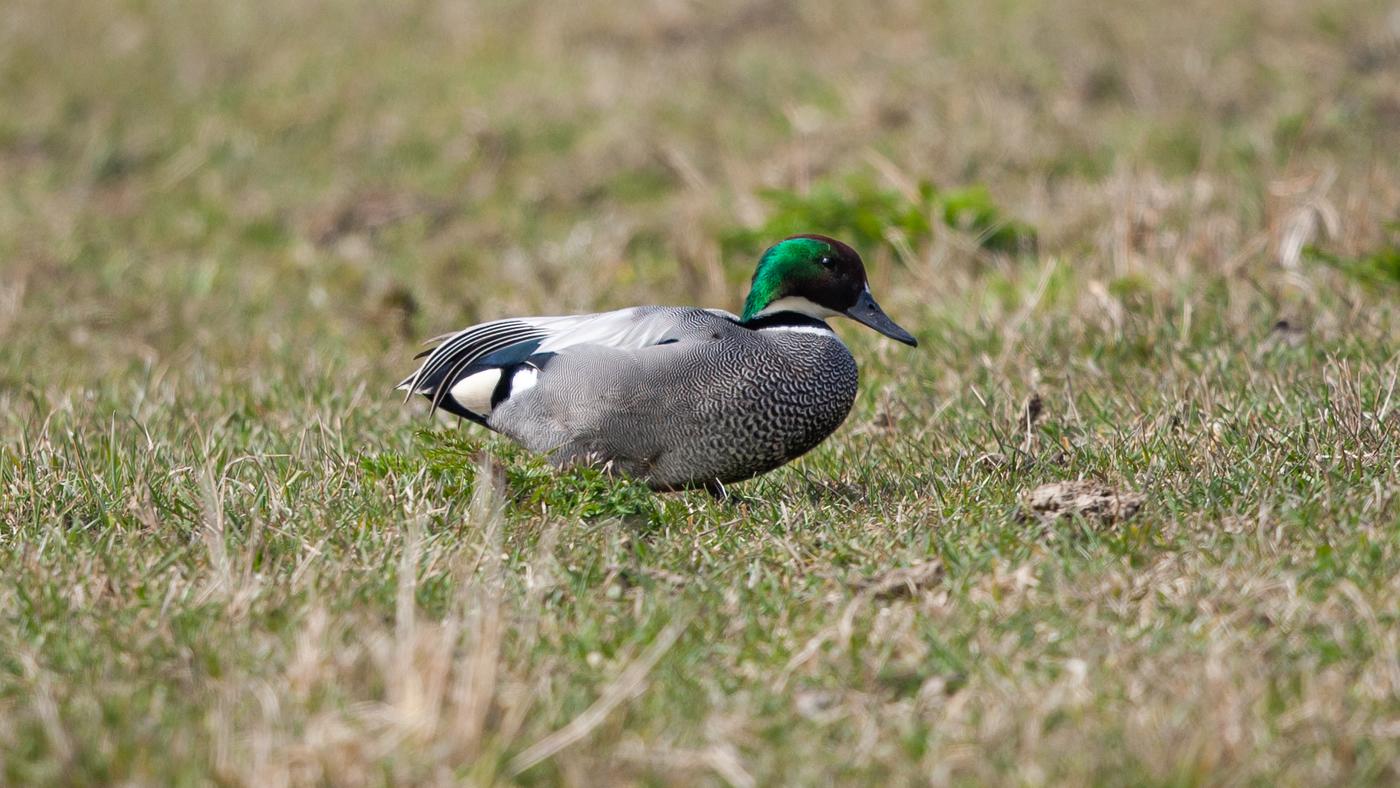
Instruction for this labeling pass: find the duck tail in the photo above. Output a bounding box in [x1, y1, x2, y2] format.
[398, 319, 556, 418]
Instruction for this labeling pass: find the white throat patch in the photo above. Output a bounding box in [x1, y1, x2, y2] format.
[752, 296, 839, 320]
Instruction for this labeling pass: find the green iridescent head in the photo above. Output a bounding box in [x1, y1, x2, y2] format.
[740, 234, 917, 346]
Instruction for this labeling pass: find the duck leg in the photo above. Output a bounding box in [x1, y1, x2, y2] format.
[703, 479, 728, 501]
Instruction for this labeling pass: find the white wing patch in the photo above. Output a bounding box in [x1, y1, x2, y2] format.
[509, 366, 539, 396]
[449, 369, 503, 414]
[445, 364, 540, 417]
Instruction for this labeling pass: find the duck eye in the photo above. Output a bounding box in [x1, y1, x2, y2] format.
[818, 255, 835, 267]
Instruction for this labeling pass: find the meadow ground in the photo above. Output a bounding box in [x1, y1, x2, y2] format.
[2, 0, 1399, 784]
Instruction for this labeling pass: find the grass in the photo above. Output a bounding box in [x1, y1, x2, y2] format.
[2, 0, 1399, 783]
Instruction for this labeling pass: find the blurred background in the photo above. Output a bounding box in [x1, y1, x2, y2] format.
[2, 0, 1397, 397]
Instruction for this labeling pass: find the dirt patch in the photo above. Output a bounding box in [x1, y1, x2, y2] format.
[1020, 481, 1145, 525]
[851, 559, 944, 600]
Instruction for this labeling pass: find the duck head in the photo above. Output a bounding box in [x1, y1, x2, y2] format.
[740, 234, 918, 346]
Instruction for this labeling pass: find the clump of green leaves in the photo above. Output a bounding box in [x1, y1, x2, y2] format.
[938, 185, 1039, 254]
[362, 429, 662, 522]
[508, 458, 662, 521]
[1305, 222, 1400, 291]
[722, 176, 1036, 260]
[722, 177, 935, 256]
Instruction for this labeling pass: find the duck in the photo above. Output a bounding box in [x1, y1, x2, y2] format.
[397, 234, 917, 494]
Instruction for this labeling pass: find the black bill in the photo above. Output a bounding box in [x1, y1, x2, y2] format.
[843, 290, 918, 346]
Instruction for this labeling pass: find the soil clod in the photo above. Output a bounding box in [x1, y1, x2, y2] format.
[851, 559, 944, 599]
[1020, 480, 1145, 524]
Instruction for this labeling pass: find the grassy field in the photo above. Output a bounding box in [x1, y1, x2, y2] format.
[3, 0, 1399, 783]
